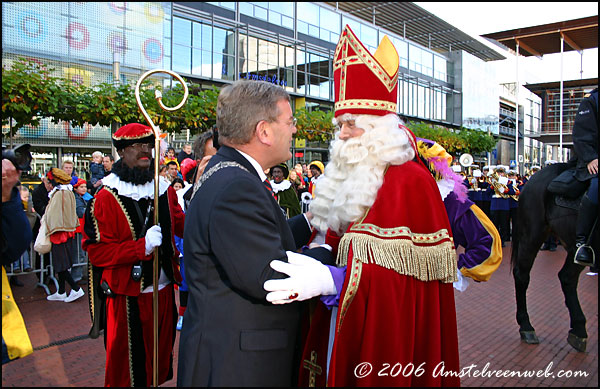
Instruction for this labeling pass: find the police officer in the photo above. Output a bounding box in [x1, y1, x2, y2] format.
[573, 88, 598, 267]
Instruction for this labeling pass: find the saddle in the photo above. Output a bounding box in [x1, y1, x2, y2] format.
[554, 193, 583, 211]
[547, 167, 588, 200]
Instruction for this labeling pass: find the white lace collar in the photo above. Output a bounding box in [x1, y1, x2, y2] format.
[48, 184, 73, 198]
[270, 179, 292, 193]
[436, 177, 455, 201]
[101, 173, 168, 200]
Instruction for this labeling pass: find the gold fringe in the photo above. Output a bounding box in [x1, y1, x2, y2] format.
[337, 232, 457, 283]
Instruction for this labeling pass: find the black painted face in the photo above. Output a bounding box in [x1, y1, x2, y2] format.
[119, 142, 154, 170]
[272, 167, 285, 183]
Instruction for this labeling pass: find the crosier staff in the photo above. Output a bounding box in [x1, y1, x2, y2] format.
[134, 70, 188, 387]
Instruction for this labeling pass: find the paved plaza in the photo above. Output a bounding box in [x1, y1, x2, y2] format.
[2, 244, 597, 387]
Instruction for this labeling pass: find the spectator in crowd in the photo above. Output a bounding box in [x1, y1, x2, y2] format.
[102, 154, 114, 176]
[89, 151, 105, 194]
[166, 160, 181, 182]
[61, 160, 79, 186]
[170, 177, 185, 191]
[8, 186, 34, 287]
[158, 164, 170, 185]
[163, 147, 178, 167]
[177, 143, 194, 165]
[32, 175, 52, 218]
[45, 168, 85, 303]
[176, 130, 217, 332]
[71, 178, 90, 283]
[2, 156, 34, 365]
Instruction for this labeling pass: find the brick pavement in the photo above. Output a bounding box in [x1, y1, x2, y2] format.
[2, 244, 597, 387]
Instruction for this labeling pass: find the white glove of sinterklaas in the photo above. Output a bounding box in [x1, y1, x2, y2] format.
[144, 225, 162, 256]
[264, 251, 337, 304]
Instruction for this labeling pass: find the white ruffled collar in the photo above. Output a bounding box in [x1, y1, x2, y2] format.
[48, 184, 73, 198]
[436, 178, 455, 201]
[102, 173, 168, 200]
[270, 179, 292, 193]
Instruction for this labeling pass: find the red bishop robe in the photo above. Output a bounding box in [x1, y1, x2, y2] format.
[300, 160, 461, 387]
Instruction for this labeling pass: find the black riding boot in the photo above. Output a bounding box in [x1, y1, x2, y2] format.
[574, 193, 598, 266]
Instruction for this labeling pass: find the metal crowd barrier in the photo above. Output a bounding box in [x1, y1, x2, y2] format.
[5, 234, 88, 295]
[301, 192, 312, 214]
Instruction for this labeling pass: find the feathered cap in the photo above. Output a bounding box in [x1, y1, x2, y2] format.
[333, 25, 400, 118]
[47, 168, 72, 185]
[112, 123, 155, 150]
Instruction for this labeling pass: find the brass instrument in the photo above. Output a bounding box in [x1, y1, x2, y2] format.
[134, 69, 188, 387]
[490, 172, 511, 199]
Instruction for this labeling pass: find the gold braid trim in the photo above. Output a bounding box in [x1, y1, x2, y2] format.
[337, 232, 457, 283]
[126, 297, 134, 386]
[90, 198, 101, 243]
[337, 258, 362, 333]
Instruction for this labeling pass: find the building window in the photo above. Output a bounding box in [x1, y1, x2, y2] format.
[299, 3, 340, 44]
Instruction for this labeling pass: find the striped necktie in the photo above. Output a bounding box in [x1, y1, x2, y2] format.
[263, 179, 277, 199]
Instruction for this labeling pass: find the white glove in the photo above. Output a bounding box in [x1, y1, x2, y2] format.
[144, 225, 162, 256]
[264, 251, 336, 304]
[453, 268, 470, 292]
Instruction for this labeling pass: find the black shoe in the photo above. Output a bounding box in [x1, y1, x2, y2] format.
[574, 243, 595, 267]
[10, 277, 24, 287]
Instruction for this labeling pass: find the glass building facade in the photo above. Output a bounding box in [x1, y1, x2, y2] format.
[3, 1, 507, 173]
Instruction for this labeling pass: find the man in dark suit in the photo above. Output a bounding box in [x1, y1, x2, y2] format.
[178, 80, 336, 386]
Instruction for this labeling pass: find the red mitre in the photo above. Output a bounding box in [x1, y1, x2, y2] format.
[112, 123, 154, 150]
[334, 25, 400, 118]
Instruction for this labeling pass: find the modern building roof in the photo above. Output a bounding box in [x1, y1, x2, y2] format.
[481, 16, 598, 57]
[524, 78, 599, 96]
[323, 2, 506, 61]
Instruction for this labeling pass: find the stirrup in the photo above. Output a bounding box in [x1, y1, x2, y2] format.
[574, 244, 595, 267]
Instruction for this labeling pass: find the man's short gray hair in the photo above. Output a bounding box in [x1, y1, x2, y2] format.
[216, 80, 290, 145]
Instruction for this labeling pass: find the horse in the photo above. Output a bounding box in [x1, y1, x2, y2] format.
[511, 162, 598, 352]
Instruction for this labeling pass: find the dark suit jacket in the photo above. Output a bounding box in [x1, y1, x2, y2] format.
[177, 146, 315, 386]
[572, 88, 598, 182]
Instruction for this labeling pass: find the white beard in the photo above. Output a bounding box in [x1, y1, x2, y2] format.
[310, 114, 415, 235]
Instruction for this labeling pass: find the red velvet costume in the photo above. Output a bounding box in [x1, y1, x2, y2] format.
[82, 124, 185, 387]
[330, 162, 459, 386]
[298, 25, 460, 387]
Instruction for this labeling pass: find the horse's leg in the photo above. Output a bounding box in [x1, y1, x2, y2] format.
[557, 249, 587, 352]
[513, 228, 548, 344]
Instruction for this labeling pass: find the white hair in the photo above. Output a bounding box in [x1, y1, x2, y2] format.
[310, 114, 415, 235]
[92, 151, 103, 158]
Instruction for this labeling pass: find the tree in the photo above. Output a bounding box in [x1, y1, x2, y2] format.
[405, 121, 497, 156]
[294, 108, 335, 142]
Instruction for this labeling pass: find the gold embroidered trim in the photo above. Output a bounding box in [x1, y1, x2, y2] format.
[90, 199, 101, 242]
[335, 99, 397, 112]
[112, 132, 153, 141]
[88, 259, 94, 323]
[337, 233, 457, 283]
[349, 223, 452, 244]
[104, 187, 136, 241]
[126, 297, 134, 386]
[337, 257, 362, 333]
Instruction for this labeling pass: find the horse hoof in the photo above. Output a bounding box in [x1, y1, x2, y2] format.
[520, 331, 539, 344]
[567, 333, 587, 352]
